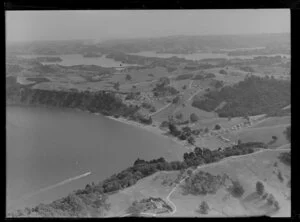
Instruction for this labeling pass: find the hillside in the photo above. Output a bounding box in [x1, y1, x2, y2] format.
[99, 33, 290, 54]
[6, 76, 142, 121]
[223, 125, 290, 149]
[192, 75, 290, 118]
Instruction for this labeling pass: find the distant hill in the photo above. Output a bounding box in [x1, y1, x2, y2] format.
[192, 75, 290, 118]
[98, 33, 290, 53]
[6, 76, 139, 118]
[7, 33, 289, 56]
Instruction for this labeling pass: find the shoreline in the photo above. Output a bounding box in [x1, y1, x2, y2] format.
[7, 104, 193, 151]
[6, 104, 198, 152]
[106, 116, 194, 151]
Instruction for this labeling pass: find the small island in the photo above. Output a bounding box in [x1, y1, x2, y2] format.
[82, 52, 102, 58]
[156, 48, 198, 54]
[36, 57, 63, 62]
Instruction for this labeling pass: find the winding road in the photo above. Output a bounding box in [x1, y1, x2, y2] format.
[150, 102, 173, 117]
[163, 145, 289, 216]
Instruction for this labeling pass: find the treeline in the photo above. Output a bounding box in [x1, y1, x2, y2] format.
[182, 142, 267, 166]
[35, 57, 62, 62]
[8, 191, 111, 217]
[167, 123, 197, 145]
[192, 73, 216, 80]
[278, 151, 290, 166]
[181, 171, 227, 196]
[284, 125, 291, 143]
[9, 140, 268, 217]
[192, 75, 290, 117]
[6, 76, 139, 118]
[152, 77, 179, 97]
[227, 47, 290, 56]
[105, 51, 194, 66]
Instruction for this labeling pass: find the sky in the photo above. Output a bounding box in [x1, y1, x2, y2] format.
[6, 9, 290, 42]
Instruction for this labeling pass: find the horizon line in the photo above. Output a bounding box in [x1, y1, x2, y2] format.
[6, 31, 290, 44]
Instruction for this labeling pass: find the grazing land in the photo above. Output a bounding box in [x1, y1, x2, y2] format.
[6, 32, 290, 218]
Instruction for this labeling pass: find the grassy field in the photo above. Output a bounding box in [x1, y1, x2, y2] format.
[171, 149, 290, 217]
[250, 116, 290, 128]
[223, 124, 290, 148]
[104, 148, 290, 217]
[173, 104, 216, 122]
[105, 171, 180, 217]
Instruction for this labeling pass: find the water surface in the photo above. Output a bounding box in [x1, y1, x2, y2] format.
[18, 54, 138, 68]
[6, 106, 184, 211]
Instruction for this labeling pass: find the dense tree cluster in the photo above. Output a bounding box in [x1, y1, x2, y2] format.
[168, 123, 196, 143]
[125, 92, 140, 100]
[219, 69, 228, 75]
[284, 126, 291, 143]
[175, 73, 194, 80]
[26, 77, 50, 84]
[152, 76, 179, 97]
[141, 102, 156, 112]
[113, 82, 120, 91]
[130, 113, 153, 125]
[265, 193, 280, 211]
[172, 95, 181, 104]
[6, 76, 139, 118]
[197, 201, 210, 214]
[192, 73, 216, 80]
[190, 113, 199, 123]
[214, 124, 221, 130]
[192, 75, 290, 117]
[125, 74, 132, 81]
[159, 120, 170, 129]
[278, 151, 290, 166]
[181, 171, 225, 195]
[214, 80, 224, 89]
[35, 57, 62, 62]
[256, 181, 265, 196]
[152, 84, 179, 97]
[239, 66, 255, 72]
[7, 193, 110, 217]
[183, 142, 267, 168]
[227, 180, 245, 198]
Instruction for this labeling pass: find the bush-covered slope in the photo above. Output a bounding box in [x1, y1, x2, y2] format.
[192, 75, 290, 117]
[6, 76, 139, 117]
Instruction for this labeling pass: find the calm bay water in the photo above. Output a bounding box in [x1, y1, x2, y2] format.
[18, 54, 137, 67]
[6, 106, 184, 211]
[18, 50, 290, 68]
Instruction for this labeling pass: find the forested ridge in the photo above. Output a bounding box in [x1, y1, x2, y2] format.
[192, 75, 290, 117]
[6, 76, 139, 118]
